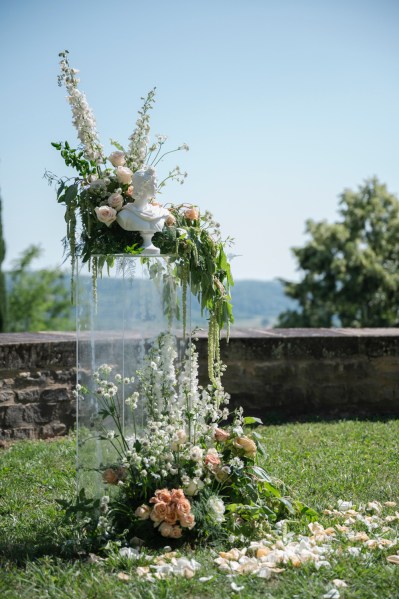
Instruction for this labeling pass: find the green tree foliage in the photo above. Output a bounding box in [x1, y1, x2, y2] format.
[7, 245, 73, 332]
[277, 178, 399, 327]
[0, 192, 6, 332]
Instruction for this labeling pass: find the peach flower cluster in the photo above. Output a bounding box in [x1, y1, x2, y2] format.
[135, 488, 195, 539]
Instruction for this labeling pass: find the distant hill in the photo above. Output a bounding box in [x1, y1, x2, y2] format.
[5, 273, 296, 330]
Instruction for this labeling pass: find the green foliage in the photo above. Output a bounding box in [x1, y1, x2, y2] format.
[277, 178, 399, 327]
[7, 245, 74, 332]
[0, 192, 6, 332]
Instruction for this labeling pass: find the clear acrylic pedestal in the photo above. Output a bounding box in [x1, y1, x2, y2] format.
[76, 255, 189, 498]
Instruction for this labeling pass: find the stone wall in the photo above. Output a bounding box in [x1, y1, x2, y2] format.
[0, 333, 76, 439]
[0, 328, 398, 438]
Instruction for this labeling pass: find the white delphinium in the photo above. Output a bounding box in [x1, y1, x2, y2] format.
[128, 88, 156, 169]
[58, 51, 104, 163]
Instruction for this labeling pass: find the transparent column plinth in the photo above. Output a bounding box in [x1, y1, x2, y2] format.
[76, 255, 190, 498]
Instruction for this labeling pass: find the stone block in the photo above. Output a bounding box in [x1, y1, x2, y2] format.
[40, 386, 70, 402]
[0, 389, 15, 403]
[16, 388, 40, 403]
[3, 404, 25, 428]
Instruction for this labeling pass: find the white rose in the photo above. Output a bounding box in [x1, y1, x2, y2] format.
[107, 192, 124, 211]
[95, 205, 117, 227]
[115, 166, 133, 185]
[208, 496, 225, 523]
[108, 151, 126, 167]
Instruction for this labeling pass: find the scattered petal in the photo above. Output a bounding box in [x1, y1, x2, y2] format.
[333, 579, 348, 588]
[231, 582, 245, 592]
[387, 555, 399, 565]
[199, 576, 214, 582]
[117, 572, 131, 581]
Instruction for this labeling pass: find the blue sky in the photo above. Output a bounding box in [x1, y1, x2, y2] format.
[1, 0, 398, 280]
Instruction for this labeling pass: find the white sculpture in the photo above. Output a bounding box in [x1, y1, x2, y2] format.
[117, 166, 170, 254]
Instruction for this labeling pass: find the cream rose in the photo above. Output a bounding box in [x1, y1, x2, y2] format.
[165, 214, 176, 226]
[169, 525, 183, 539]
[115, 166, 133, 185]
[107, 192, 124, 211]
[179, 513, 195, 529]
[95, 205, 117, 227]
[233, 436, 257, 458]
[134, 504, 151, 520]
[108, 151, 126, 167]
[158, 521, 173, 537]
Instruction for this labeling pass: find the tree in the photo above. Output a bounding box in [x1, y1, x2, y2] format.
[276, 178, 399, 327]
[0, 192, 6, 331]
[7, 245, 73, 332]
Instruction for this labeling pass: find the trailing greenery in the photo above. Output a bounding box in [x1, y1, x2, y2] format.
[277, 178, 399, 327]
[0, 420, 398, 597]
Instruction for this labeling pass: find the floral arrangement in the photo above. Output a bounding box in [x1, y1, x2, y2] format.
[48, 51, 234, 359]
[75, 333, 310, 547]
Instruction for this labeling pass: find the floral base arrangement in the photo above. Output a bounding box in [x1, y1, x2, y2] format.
[52, 50, 312, 549]
[75, 333, 313, 548]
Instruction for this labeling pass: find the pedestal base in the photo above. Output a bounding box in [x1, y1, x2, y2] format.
[140, 231, 160, 255]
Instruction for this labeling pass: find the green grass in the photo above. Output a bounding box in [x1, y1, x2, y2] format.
[0, 420, 398, 598]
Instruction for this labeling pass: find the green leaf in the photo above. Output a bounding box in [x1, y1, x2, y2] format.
[251, 465, 272, 482]
[243, 416, 263, 425]
[64, 183, 78, 205]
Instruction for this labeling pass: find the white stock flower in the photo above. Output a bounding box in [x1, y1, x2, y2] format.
[208, 496, 225, 523]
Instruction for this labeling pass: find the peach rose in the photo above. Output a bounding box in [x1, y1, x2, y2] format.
[151, 501, 168, 522]
[205, 448, 221, 467]
[234, 436, 257, 458]
[169, 525, 183, 539]
[158, 521, 173, 537]
[214, 428, 230, 442]
[102, 468, 119, 485]
[107, 192, 124, 211]
[179, 513, 195, 529]
[126, 185, 134, 197]
[165, 214, 176, 226]
[134, 504, 151, 520]
[115, 166, 133, 185]
[108, 151, 126, 167]
[176, 498, 191, 518]
[185, 207, 199, 221]
[95, 205, 117, 227]
[164, 505, 178, 525]
[151, 489, 172, 504]
[170, 489, 185, 503]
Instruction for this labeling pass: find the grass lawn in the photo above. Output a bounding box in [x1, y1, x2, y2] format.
[0, 419, 398, 598]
